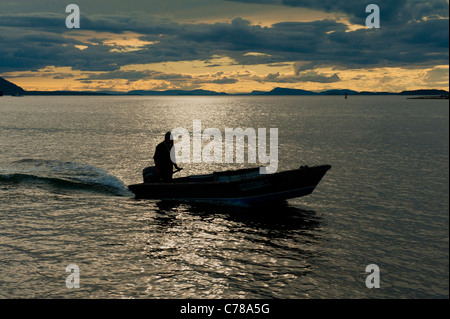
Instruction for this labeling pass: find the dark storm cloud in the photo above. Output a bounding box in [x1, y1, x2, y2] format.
[0, 11, 179, 35]
[298, 71, 340, 83]
[254, 70, 340, 83]
[79, 69, 193, 81]
[0, 0, 448, 74]
[76, 68, 238, 88]
[171, 18, 345, 54]
[210, 77, 239, 84]
[0, 27, 79, 71]
[226, 0, 449, 25]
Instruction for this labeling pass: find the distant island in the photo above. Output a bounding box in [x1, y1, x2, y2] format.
[0, 76, 448, 97]
[0, 77, 27, 96]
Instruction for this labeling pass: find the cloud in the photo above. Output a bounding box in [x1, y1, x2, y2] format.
[73, 68, 241, 89]
[79, 70, 193, 81]
[298, 71, 340, 83]
[0, 4, 448, 76]
[227, 0, 449, 25]
[294, 61, 316, 73]
[423, 66, 449, 85]
[211, 77, 239, 84]
[254, 72, 299, 83]
[254, 70, 340, 83]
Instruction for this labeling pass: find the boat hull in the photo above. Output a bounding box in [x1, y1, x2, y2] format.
[128, 165, 331, 206]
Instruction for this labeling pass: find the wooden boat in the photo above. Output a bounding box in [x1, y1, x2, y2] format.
[128, 165, 331, 207]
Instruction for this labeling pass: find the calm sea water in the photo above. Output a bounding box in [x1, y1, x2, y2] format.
[0, 95, 448, 299]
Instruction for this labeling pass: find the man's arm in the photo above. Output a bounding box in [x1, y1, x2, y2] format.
[169, 143, 180, 170]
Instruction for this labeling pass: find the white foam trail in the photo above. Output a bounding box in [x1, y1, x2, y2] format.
[8, 159, 133, 196]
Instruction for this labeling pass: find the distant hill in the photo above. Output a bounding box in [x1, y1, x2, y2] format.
[320, 89, 359, 95]
[249, 90, 267, 95]
[127, 89, 228, 96]
[357, 91, 397, 95]
[398, 89, 449, 95]
[25, 91, 109, 96]
[0, 77, 26, 96]
[253, 87, 320, 95]
[256, 87, 449, 96]
[1, 76, 448, 96]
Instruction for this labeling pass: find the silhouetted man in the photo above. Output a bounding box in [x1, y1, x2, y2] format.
[153, 132, 181, 182]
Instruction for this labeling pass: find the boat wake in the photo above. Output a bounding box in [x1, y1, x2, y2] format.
[1, 159, 132, 196]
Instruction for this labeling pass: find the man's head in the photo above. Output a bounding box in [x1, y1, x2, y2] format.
[164, 131, 173, 144]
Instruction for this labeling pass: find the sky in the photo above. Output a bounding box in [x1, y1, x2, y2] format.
[0, 0, 448, 93]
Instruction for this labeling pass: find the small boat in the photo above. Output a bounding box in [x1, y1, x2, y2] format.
[128, 165, 331, 206]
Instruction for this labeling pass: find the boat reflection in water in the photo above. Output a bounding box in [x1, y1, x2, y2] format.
[139, 199, 324, 298]
[153, 199, 322, 236]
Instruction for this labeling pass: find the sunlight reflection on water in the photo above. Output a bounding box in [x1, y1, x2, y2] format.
[0, 96, 448, 298]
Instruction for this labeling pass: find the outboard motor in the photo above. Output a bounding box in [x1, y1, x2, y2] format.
[143, 166, 157, 183]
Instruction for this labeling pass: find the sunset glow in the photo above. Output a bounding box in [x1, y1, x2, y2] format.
[0, 0, 448, 93]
